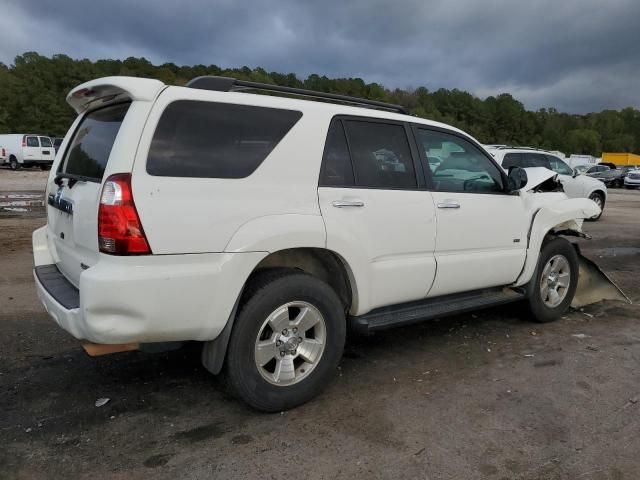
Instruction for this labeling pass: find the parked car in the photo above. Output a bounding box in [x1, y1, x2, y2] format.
[0, 134, 55, 170]
[485, 147, 607, 220]
[581, 164, 610, 175]
[53, 137, 64, 154]
[587, 165, 625, 188]
[624, 168, 640, 189]
[33, 76, 599, 411]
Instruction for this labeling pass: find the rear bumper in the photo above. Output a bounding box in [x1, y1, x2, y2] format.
[32, 226, 266, 344]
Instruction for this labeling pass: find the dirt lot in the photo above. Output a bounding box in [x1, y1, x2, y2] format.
[1, 172, 639, 479]
[0, 168, 49, 191]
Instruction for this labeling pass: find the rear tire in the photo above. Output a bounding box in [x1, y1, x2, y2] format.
[526, 237, 579, 323]
[587, 192, 604, 221]
[40, 164, 51, 171]
[9, 157, 20, 171]
[225, 270, 346, 412]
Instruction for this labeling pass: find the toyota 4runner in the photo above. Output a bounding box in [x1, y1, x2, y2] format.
[33, 76, 600, 411]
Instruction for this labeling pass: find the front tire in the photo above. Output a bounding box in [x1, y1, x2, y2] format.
[587, 192, 604, 221]
[225, 270, 346, 412]
[526, 237, 579, 323]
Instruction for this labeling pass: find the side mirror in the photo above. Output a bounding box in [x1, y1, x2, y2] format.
[506, 166, 528, 192]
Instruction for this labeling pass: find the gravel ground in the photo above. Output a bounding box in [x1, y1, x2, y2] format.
[0, 186, 639, 480]
[0, 168, 49, 192]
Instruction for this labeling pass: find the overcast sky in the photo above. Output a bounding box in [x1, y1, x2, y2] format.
[2, 0, 639, 113]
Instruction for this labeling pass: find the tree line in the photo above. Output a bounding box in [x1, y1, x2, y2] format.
[0, 52, 638, 156]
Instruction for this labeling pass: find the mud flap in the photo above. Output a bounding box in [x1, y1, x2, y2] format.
[572, 251, 631, 308]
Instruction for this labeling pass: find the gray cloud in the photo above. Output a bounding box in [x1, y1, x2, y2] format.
[2, 0, 639, 113]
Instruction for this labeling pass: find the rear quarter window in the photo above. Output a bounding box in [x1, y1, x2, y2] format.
[146, 100, 302, 178]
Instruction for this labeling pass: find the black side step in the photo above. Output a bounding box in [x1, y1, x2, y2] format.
[349, 288, 525, 335]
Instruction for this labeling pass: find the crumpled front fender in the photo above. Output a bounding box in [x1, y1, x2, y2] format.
[514, 198, 600, 287]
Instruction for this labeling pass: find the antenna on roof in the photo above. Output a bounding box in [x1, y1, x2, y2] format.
[185, 76, 409, 115]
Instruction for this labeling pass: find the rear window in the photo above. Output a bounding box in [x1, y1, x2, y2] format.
[40, 137, 52, 147]
[63, 103, 130, 180]
[146, 101, 302, 178]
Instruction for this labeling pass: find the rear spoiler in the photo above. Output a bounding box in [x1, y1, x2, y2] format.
[66, 76, 166, 114]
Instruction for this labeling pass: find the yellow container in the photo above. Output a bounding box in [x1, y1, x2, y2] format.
[602, 152, 640, 165]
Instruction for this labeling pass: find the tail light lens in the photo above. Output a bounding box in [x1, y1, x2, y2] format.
[98, 173, 151, 255]
[22, 137, 26, 147]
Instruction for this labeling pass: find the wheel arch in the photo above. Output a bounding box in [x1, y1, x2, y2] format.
[202, 247, 357, 376]
[513, 198, 599, 287]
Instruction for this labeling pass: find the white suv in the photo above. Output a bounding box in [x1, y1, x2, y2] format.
[485, 147, 607, 220]
[33, 76, 599, 411]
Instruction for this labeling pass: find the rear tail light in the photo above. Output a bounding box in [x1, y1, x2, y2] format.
[98, 173, 151, 255]
[22, 137, 26, 147]
[1, 148, 4, 157]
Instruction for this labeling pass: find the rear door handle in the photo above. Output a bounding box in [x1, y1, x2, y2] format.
[332, 200, 365, 208]
[437, 201, 460, 209]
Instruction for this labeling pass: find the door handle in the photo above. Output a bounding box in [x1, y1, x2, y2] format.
[332, 200, 365, 208]
[437, 201, 460, 209]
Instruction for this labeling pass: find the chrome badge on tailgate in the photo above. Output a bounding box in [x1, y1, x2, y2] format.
[48, 187, 74, 215]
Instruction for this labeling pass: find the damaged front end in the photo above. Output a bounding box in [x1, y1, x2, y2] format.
[548, 220, 630, 308]
[518, 176, 630, 308]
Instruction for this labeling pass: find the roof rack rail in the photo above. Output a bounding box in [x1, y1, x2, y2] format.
[185, 76, 409, 115]
[492, 145, 549, 152]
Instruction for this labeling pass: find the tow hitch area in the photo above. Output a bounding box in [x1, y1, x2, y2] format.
[572, 252, 631, 308]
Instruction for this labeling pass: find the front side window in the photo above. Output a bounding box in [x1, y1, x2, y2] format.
[546, 155, 573, 175]
[147, 101, 302, 178]
[63, 102, 130, 179]
[416, 129, 503, 193]
[26, 136, 39, 147]
[342, 120, 417, 189]
[39, 137, 52, 148]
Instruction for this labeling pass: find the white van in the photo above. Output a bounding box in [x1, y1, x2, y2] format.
[0, 134, 56, 170]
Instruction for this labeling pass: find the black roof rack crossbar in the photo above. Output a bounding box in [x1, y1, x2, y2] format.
[185, 76, 409, 115]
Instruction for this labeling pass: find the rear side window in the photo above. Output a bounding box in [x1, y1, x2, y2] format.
[343, 120, 417, 189]
[502, 153, 527, 169]
[39, 137, 52, 147]
[63, 102, 130, 180]
[147, 101, 302, 178]
[26, 137, 39, 147]
[320, 121, 354, 186]
[502, 152, 550, 169]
